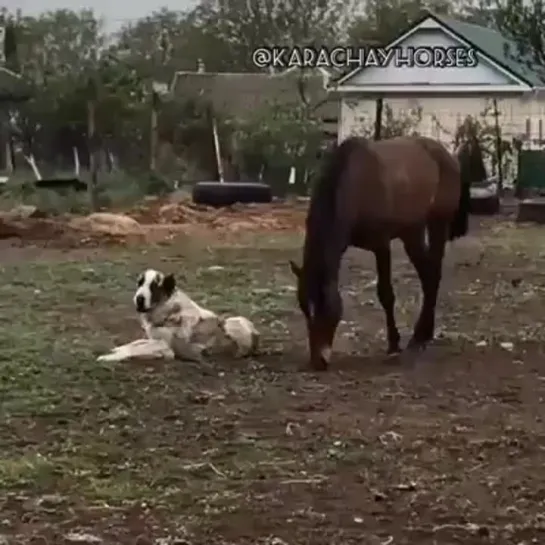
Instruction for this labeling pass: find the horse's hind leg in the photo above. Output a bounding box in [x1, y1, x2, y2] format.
[403, 223, 447, 349]
[374, 246, 401, 355]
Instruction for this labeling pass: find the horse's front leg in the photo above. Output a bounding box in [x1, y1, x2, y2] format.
[374, 246, 401, 355]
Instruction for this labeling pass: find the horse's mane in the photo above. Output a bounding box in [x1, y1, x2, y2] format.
[303, 137, 363, 283]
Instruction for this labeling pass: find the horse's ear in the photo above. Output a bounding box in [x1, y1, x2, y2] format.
[289, 260, 301, 277]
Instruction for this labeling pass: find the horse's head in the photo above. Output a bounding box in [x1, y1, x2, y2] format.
[289, 260, 343, 370]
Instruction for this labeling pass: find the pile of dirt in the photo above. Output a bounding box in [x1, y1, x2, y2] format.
[69, 212, 145, 236]
[0, 211, 148, 249]
[0, 198, 309, 248]
[125, 196, 307, 232]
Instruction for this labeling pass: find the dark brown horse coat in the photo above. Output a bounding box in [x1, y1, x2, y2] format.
[337, 136, 462, 245]
[291, 135, 477, 370]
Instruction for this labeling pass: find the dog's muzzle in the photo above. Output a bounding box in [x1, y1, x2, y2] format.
[135, 294, 146, 312]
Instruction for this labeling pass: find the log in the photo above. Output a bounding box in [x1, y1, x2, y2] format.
[469, 182, 500, 215]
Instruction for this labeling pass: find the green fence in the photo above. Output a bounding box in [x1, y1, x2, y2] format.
[518, 149, 545, 191]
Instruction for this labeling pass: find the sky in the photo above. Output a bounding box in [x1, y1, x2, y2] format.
[2, 0, 198, 31]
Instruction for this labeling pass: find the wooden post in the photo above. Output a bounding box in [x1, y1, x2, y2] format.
[0, 108, 7, 172]
[73, 146, 80, 176]
[492, 99, 503, 193]
[374, 98, 383, 140]
[5, 140, 12, 173]
[150, 89, 158, 171]
[87, 83, 98, 211]
[210, 107, 224, 182]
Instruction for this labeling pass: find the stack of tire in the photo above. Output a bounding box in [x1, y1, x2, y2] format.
[469, 179, 500, 215]
[516, 198, 545, 223]
[34, 178, 87, 191]
[192, 181, 272, 207]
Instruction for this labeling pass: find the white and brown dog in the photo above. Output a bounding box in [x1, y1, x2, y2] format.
[97, 268, 259, 363]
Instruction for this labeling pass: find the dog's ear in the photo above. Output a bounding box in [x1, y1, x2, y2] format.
[162, 273, 176, 296]
[289, 260, 301, 278]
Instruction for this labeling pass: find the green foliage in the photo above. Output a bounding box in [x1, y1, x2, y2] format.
[4, 24, 19, 72]
[0, 170, 174, 215]
[189, 0, 355, 71]
[348, 0, 455, 45]
[454, 101, 513, 178]
[381, 104, 423, 138]
[348, 102, 423, 138]
[233, 100, 324, 193]
[496, 0, 545, 67]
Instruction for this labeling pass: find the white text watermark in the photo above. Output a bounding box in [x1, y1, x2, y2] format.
[252, 45, 478, 70]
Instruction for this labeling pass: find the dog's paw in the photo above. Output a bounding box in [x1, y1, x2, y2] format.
[97, 352, 117, 362]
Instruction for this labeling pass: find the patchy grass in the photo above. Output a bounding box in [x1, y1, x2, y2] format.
[0, 238, 306, 542]
[2, 221, 545, 544]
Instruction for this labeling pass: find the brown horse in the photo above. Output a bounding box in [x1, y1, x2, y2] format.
[290, 135, 483, 371]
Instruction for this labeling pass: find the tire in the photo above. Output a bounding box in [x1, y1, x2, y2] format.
[469, 182, 499, 215]
[35, 178, 87, 191]
[192, 181, 272, 207]
[469, 195, 500, 215]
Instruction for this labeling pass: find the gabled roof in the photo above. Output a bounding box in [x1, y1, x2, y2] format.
[170, 70, 338, 119]
[433, 12, 545, 87]
[335, 10, 545, 88]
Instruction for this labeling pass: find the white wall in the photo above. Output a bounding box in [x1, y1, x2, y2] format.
[339, 93, 545, 184]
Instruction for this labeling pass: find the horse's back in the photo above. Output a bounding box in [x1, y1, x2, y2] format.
[357, 136, 456, 222]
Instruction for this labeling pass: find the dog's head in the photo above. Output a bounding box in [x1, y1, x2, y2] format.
[133, 269, 176, 313]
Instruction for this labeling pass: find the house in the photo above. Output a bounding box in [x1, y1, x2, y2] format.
[168, 65, 340, 182]
[330, 10, 545, 182]
[170, 66, 339, 139]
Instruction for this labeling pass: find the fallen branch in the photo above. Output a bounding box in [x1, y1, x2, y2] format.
[279, 476, 327, 485]
[180, 461, 227, 478]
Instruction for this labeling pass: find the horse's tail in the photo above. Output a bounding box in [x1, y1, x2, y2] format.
[449, 166, 471, 240]
[416, 137, 470, 241]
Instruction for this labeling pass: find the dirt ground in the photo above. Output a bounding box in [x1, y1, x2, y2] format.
[1, 204, 545, 545]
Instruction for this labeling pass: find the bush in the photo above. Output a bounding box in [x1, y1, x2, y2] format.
[0, 169, 177, 215]
[232, 101, 324, 196]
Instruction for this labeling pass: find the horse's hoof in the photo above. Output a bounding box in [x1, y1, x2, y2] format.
[407, 338, 429, 352]
[385, 349, 401, 358]
[383, 351, 402, 365]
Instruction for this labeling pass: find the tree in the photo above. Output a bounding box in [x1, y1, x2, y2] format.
[113, 9, 196, 78]
[187, 0, 357, 72]
[233, 100, 324, 194]
[4, 9, 153, 173]
[496, 0, 545, 68]
[348, 0, 457, 46]
[8, 9, 108, 165]
[458, 0, 498, 26]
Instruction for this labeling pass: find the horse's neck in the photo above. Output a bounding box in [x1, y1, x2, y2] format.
[303, 236, 344, 284]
